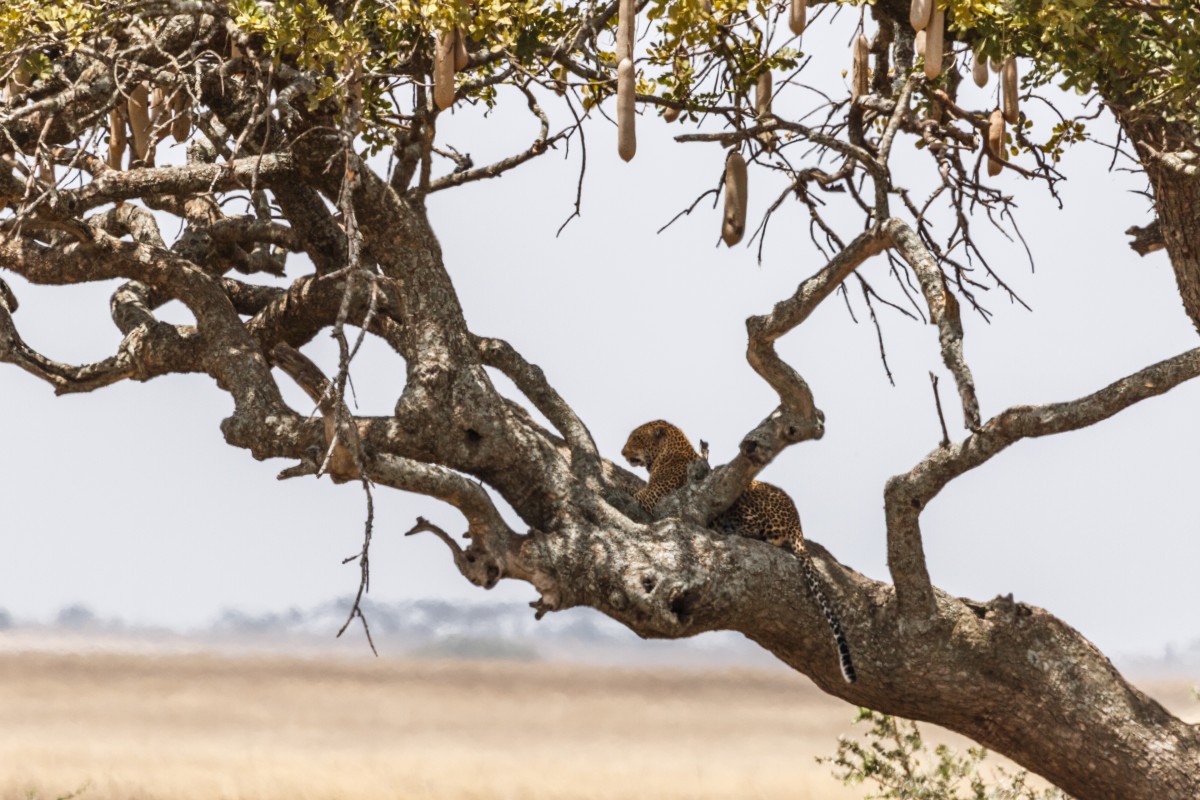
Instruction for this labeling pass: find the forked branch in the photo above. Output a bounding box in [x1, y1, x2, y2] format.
[372, 453, 534, 590]
[473, 333, 602, 484]
[668, 229, 890, 528]
[0, 301, 136, 393]
[746, 227, 889, 418]
[886, 345, 1200, 619]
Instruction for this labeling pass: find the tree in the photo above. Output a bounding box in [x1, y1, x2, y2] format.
[1, 1, 1197, 797]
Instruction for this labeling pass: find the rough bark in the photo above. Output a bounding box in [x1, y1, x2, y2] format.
[2, 5, 1200, 800]
[1137, 135, 1200, 333]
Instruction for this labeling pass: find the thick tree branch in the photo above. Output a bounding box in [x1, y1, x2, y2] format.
[272, 181, 349, 275]
[658, 229, 893, 532]
[40, 154, 294, 215]
[208, 217, 303, 252]
[746, 227, 889, 419]
[6, 5, 1200, 799]
[244, 273, 404, 354]
[373, 454, 528, 590]
[0, 291, 203, 394]
[0, 302, 133, 392]
[1126, 219, 1165, 256]
[472, 333, 602, 485]
[886, 345, 1200, 619]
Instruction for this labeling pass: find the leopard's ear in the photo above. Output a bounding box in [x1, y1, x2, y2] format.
[652, 423, 667, 438]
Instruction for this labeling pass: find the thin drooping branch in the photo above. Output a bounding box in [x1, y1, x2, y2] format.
[676, 119, 884, 182]
[885, 217, 981, 431]
[885, 345, 1200, 620]
[426, 84, 569, 194]
[269, 343, 361, 483]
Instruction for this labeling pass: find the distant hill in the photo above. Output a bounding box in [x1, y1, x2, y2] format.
[2, 599, 1197, 677]
[207, 597, 778, 667]
[0, 598, 778, 669]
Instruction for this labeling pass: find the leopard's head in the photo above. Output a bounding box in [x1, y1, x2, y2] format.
[621, 420, 696, 471]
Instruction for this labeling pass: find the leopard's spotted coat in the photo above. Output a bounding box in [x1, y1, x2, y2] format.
[622, 420, 857, 683]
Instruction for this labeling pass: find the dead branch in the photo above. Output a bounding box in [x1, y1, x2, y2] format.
[885, 217, 981, 431]
[1126, 219, 1165, 256]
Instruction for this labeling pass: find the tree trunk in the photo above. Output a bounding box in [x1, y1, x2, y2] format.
[1116, 120, 1200, 334]
[1147, 159, 1200, 333]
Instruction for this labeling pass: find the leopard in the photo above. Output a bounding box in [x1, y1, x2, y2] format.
[622, 420, 857, 684]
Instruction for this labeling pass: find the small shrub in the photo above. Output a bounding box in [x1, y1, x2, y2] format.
[820, 708, 1071, 800]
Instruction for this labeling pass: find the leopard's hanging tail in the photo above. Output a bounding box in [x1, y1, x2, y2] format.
[794, 548, 857, 684]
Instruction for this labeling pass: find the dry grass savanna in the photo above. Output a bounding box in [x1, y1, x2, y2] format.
[0, 642, 1194, 800]
[1, 645, 864, 800]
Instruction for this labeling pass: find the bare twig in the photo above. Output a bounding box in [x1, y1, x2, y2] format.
[929, 371, 949, 448]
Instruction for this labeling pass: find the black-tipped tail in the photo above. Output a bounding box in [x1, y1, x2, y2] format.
[797, 551, 857, 684]
[835, 628, 857, 684]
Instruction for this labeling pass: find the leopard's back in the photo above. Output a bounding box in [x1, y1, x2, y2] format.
[713, 480, 803, 549]
[714, 480, 857, 684]
[623, 420, 857, 684]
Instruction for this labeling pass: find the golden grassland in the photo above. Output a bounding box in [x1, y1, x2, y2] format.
[0, 648, 865, 800]
[0, 647, 1194, 800]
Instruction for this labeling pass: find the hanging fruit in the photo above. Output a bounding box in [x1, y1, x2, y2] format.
[789, 0, 806, 35]
[987, 108, 1006, 176]
[972, 50, 988, 88]
[755, 71, 772, 117]
[127, 84, 152, 162]
[924, 4, 944, 79]
[107, 108, 127, 169]
[454, 28, 470, 71]
[617, 0, 635, 64]
[910, 0, 932, 32]
[170, 89, 191, 143]
[433, 29, 457, 110]
[852, 34, 869, 101]
[1002, 57, 1019, 124]
[617, 58, 636, 162]
[722, 151, 748, 247]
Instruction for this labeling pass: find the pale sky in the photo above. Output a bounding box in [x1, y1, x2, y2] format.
[2, 17, 1198, 662]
